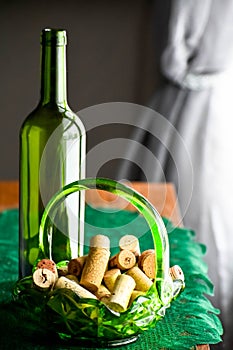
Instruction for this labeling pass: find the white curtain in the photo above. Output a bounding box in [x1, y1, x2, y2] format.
[118, 1, 233, 348]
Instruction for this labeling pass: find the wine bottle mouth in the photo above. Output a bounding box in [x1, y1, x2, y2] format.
[41, 28, 67, 46]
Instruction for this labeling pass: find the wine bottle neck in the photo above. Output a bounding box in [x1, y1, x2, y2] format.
[40, 31, 68, 107]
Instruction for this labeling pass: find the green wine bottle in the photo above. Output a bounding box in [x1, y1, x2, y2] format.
[19, 28, 86, 277]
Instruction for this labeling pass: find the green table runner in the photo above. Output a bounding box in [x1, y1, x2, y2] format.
[0, 208, 223, 349]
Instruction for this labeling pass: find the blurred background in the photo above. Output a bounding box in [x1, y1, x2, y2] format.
[0, 0, 158, 180]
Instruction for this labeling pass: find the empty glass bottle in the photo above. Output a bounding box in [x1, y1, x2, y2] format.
[19, 28, 86, 277]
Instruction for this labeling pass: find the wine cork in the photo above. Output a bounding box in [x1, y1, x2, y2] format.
[103, 268, 121, 292]
[119, 235, 141, 257]
[138, 249, 156, 279]
[66, 274, 79, 283]
[109, 250, 136, 270]
[169, 265, 184, 282]
[126, 266, 153, 292]
[95, 284, 111, 300]
[68, 256, 87, 277]
[129, 290, 146, 304]
[57, 265, 68, 276]
[107, 275, 136, 312]
[100, 296, 112, 308]
[90, 234, 110, 249]
[80, 235, 110, 293]
[33, 268, 57, 290]
[37, 258, 57, 276]
[55, 276, 97, 299]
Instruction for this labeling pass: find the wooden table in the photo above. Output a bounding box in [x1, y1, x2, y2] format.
[0, 181, 209, 350]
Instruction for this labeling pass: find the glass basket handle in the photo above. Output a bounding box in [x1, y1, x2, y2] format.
[39, 177, 172, 305]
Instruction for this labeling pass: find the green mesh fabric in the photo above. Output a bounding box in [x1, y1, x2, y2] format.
[0, 208, 223, 349]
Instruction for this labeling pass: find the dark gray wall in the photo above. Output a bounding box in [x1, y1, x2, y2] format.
[0, 0, 158, 179]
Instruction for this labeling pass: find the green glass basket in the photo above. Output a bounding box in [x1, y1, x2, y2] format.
[15, 178, 182, 347]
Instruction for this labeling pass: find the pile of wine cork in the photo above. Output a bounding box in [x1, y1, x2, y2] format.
[32, 234, 184, 313]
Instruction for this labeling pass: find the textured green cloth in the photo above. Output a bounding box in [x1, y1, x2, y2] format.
[0, 208, 223, 349]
